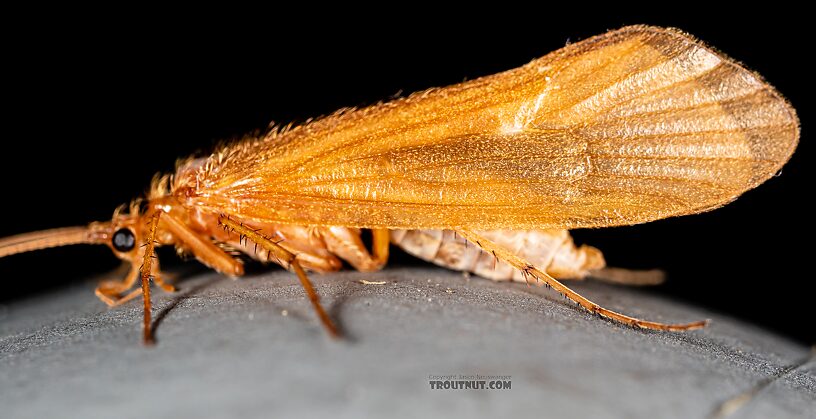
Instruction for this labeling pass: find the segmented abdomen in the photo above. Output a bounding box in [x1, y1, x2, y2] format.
[391, 229, 605, 282]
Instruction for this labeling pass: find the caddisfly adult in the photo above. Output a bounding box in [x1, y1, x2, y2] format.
[0, 26, 799, 344]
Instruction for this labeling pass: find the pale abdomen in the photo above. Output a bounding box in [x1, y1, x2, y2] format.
[391, 229, 605, 282]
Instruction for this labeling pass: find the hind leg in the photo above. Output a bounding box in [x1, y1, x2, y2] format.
[457, 230, 707, 332]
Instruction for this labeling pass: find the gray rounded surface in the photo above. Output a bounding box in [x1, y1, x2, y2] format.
[1, 267, 814, 419]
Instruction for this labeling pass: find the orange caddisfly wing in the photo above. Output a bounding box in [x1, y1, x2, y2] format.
[178, 25, 798, 230]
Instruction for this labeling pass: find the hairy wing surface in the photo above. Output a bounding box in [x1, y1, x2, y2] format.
[186, 26, 798, 229]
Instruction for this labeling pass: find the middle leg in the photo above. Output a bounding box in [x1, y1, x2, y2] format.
[219, 216, 340, 338]
[320, 227, 390, 272]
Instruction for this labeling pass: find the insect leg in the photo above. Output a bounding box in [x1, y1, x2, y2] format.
[134, 210, 244, 344]
[160, 211, 244, 277]
[225, 224, 343, 273]
[456, 230, 708, 332]
[152, 273, 177, 293]
[105, 288, 144, 307]
[96, 256, 175, 307]
[220, 216, 340, 338]
[95, 266, 140, 307]
[371, 229, 390, 267]
[320, 227, 390, 272]
[139, 212, 161, 345]
[96, 211, 234, 309]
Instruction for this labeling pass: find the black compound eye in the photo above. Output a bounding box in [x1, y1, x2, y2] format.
[112, 228, 136, 252]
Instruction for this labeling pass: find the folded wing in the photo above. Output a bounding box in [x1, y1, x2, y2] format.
[187, 25, 799, 229]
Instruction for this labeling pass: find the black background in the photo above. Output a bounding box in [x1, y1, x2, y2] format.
[1, 10, 811, 343]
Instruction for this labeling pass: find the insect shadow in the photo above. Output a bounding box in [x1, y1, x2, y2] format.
[149, 271, 220, 343]
[323, 272, 415, 343]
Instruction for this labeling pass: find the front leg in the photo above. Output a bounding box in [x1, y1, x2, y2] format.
[139, 210, 245, 344]
[95, 266, 140, 307]
[95, 210, 244, 309]
[95, 265, 176, 307]
[160, 211, 244, 277]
